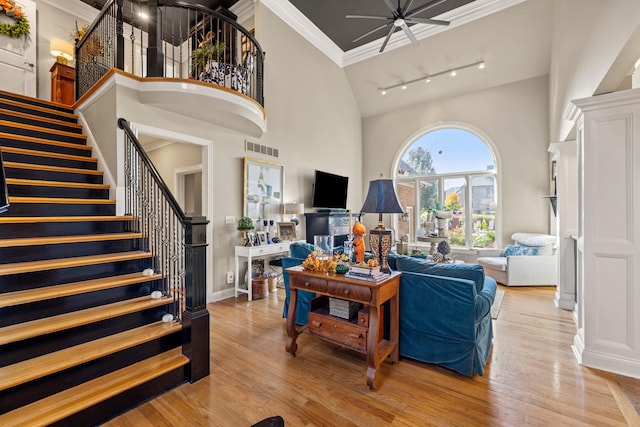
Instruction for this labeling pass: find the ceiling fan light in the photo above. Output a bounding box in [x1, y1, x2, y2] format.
[394, 18, 405, 27]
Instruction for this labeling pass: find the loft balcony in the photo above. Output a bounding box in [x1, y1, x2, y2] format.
[75, 0, 266, 136]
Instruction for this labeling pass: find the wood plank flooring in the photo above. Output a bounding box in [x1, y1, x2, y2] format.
[104, 286, 640, 426]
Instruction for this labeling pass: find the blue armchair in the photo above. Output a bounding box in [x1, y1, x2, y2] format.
[393, 254, 497, 376]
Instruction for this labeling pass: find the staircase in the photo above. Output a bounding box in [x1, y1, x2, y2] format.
[0, 91, 189, 426]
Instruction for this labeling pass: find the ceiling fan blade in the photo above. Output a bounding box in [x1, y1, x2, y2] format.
[401, 23, 419, 46]
[383, 0, 397, 13]
[406, 0, 449, 19]
[379, 25, 397, 53]
[405, 17, 450, 26]
[353, 22, 393, 43]
[402, 0, 415, 15]
[346, 14, 392, 20]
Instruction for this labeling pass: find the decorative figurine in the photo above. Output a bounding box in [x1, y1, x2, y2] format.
[352, 220, 366, 264]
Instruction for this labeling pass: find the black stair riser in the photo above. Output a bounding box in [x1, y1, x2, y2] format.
[4, 167, 103, 184]
[0, 93, 74, 115]
[0, 333, 181, 414]
[5, 202, 115, 217]
[0, 281, 162, 327]
[51, 368, 186, 427]
[6, 183, 109, 200]
[0, 111, 81, 134]
[0, 238, 142, 264]
[0, 123, 85, 145]
[0, 220, 135, 239]
[2, 151, 97, 170]
[0, 306, 172, 370]
[0, 137, 89, 157]
[0, 102, 77, 123]
[0, 257, 151, 292]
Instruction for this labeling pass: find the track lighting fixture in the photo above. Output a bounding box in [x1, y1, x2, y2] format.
[378, 59, 485, 94]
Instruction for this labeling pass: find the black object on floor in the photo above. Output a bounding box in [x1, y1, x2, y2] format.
[251, 415, 285, 427]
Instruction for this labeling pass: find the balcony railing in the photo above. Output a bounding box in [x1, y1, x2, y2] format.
[76, 0, 264, 106]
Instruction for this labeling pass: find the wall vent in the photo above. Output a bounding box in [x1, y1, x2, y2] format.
[245, 140, 279, 158]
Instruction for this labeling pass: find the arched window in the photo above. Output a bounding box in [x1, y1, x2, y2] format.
[394, 126, 498, 249]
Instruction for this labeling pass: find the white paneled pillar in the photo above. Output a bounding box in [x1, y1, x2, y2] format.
[548, 141, 577, 311]
[572, 89, 640, 379]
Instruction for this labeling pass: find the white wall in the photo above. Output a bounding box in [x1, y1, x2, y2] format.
[363, 76, 550, 249]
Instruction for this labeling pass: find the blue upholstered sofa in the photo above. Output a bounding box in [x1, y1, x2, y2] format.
[282, 242, 497, 377]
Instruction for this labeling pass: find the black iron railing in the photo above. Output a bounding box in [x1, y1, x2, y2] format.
[76, 0, 264, 106]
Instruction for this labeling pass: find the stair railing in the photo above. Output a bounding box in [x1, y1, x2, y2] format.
[118, 118, 209, 381]
[0, 150, 8, 214]
[76, 0, 264, 106]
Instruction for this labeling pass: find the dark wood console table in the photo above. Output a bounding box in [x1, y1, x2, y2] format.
[285, 267, 400, 390]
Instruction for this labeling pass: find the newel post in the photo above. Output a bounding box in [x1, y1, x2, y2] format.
[182, 216, 210, 382]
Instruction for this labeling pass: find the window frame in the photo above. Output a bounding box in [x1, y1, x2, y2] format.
[392, 123, 501, 251]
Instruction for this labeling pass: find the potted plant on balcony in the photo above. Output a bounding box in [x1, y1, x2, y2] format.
[191, 39, 225, 75]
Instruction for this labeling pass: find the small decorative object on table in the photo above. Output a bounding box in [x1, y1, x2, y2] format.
[237, 216, 255, 246]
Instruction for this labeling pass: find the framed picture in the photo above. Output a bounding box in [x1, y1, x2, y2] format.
[256, 231, 268, 245]
[243, 157, 284, 222]
[277, 222, 296, 241]
[246, 232, 255, 246]
[551, 160, 557, 182]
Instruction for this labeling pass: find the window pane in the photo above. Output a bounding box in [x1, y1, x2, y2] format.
[471, 176, 496, 248]
[396, 181, 415, 241]
[444, 178, 465, 247]
[419, 179, 439, 224]
[400, 129, 494, 176]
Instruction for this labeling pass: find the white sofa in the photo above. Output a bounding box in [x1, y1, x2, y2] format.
[477, 233, 557, 286]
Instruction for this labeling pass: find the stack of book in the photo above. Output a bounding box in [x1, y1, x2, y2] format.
[345, 265, 388, 282]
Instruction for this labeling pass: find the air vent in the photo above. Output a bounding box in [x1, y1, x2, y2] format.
[245, 140, 278, 158]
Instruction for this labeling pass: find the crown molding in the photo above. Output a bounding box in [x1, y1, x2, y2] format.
[39, 0, 98, 23]
[231, 0, 256, 26]
[260, 0, 345, 67]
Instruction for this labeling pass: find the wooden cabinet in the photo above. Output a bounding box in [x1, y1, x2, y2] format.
[285, 267, 400, 390]
[50, 62, 75, 106]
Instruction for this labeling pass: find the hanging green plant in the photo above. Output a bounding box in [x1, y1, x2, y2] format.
[0, 0, 29, 39]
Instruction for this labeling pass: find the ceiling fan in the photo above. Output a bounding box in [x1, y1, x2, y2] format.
[347, 0, 451, 53]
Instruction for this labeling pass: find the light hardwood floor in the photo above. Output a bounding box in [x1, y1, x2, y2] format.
[105, 285, 640, 426]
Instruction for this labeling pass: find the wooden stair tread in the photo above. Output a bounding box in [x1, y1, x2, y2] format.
[0, 215, 133, 223]
[0, 251, 152, 276]
[0, 132, 91, 151]
[0, 90, 76, 117]
[0, 119, 86, 140]
[0, 107, 82, 130]
[0, 232, 143, 248]
[5, 178, 109, 189]
[0, 321, 180, 391]
[9, 196, 115, 205]
[0, 295, 172, 345]
[0, 348, 187, 426]
[1, 146, 97, 163]
[0, 272, 163, 308]
[3, 161, 102, 175]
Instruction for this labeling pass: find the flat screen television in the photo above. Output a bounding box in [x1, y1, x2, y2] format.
[312, 170, 348, 210]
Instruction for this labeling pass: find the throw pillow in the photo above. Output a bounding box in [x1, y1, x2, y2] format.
[501, 244, 538, 257]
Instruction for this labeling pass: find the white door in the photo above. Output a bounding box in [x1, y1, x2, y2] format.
[0, 0, 36, 97]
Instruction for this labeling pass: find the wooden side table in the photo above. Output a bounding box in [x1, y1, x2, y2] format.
[285, 267, 400, 390]
[50, 62, 75, 106]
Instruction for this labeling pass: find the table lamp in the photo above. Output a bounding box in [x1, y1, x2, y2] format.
[360, 175, 404, 273]
[50, 38, 74, 65]
[284, 202, 304, 225]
